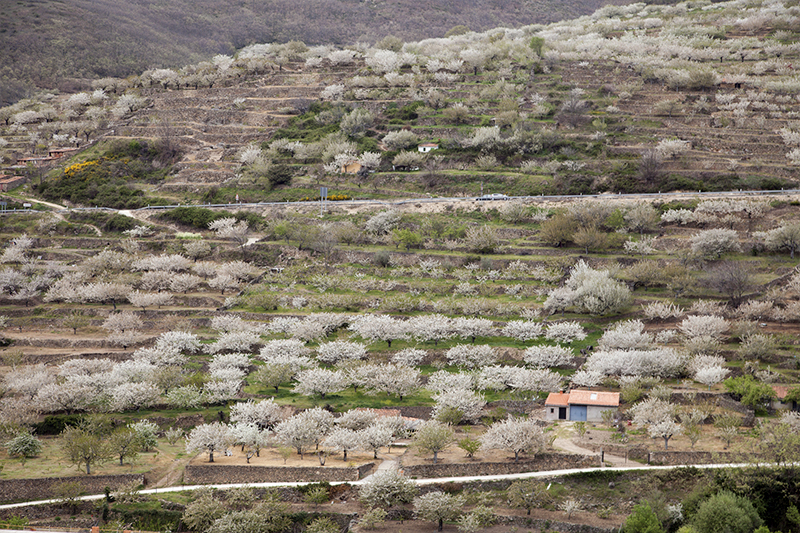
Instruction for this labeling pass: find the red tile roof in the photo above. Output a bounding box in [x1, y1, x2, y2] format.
[545, 390, 619, 407]
[545, 391, 570, 407]
[568, 390, 619, 407]
[772, 385, 791, 400]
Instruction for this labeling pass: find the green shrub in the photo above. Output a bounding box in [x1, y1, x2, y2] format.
[689, 491, 761, 533]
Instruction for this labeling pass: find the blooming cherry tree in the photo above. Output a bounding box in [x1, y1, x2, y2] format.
[523, 345, 574, 368]
[480, 417, 546, 462]
[348, 315, 408, 347]
[317, 340, 367, 364]
[445, 344, 497, 368]
[502, 320, 544, 342]
[292, 368, 347, 398]
[186, 422, 231, 462]
[545, 322, 587, 344]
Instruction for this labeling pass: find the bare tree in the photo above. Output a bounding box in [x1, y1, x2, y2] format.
[707, 261, 752, 307]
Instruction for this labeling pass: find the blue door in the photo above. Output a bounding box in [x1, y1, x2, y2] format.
[571, 405, 587, 421]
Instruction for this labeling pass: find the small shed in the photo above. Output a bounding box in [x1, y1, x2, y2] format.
[771, 385, 798, 411]
[545, 390, 620, 422]
[340, 161, 362, 174]
[545, 391, 570, 421]
[418, 142, 439, 153]
[48, 147, 79, 158]
[0, 175, 26, 192]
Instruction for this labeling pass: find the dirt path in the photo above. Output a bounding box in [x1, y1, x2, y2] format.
[22, 197, 65, 210]
[552, 422, 630, 467]
[151, 456, 193, 488]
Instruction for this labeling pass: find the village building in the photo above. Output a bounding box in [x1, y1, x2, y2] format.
[0, 175, 26, 192]
[417, 142, 439, 153]
[545, 390, 620, 422]
[771, 385, 799, 411]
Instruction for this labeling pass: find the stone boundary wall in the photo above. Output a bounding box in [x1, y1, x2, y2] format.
[183, 462, 375, 485]
[647, 451, 754, 465]
[0, 474, 144, 504]
[578, 440, 756, 465]
[401, 453, 600, 479]
[503, 515, 618, 533]
[577, 441, 649, 461]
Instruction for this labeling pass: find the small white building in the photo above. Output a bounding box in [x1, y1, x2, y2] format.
[418, 142, 439, 153]
[545, 390, 620, 422]
[771, 385, 799, 411]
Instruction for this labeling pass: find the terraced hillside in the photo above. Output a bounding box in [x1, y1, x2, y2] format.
[1, 0, 799, 207]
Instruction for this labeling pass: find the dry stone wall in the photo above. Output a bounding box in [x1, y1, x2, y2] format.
[0, 474, 144, 504]
[401, 453, 600, 479]
[183, 462, 375, 485]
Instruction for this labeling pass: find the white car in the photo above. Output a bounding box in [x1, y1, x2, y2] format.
[477, 193, 509, 201]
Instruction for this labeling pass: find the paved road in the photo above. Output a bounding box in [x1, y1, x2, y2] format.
[6, 188, 800, 217]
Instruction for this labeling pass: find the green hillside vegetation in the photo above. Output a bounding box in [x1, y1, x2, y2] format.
[0, 0, 633, 105]
[2, 1, 800, 532]
[1, 0, 799, 205]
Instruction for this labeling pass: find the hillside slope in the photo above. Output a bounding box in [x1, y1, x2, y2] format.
[0, 0, 632, 105]
[1, 0, 799, 207]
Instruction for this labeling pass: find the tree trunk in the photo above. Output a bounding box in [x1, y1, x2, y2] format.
[343, 449, 348, 461]
[514, 450, 519, 462]
[86, 461, 91, 475]
[209, 451, 214, 462]
[433, 451, 438, 464]
[438, 518, 444, 531]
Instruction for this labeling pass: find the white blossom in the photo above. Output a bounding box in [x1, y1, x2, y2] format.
[678, 315, 729, 340]
[445, 344, 497, 368]
[523, 345, 574, 368]
[349, 315, 408, 348]
[205, 331, 261, 354]
[186, 422, 231, 462]
[544, 321, 587, 344]
[502, 320, 544, 341]
[229, 398, 282, 429]
[480, 417, 546, 462]
[317, 340, 367, 364]
[391, 348, 427, 366]
[598, 320, 653, 350]
[584, 348, 687, 378]
[292, 368, 347, 398]
[432, 388, 485, 423]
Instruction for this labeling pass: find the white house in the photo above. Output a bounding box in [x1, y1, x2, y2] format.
[545, 390, 620, 422]
[418, 142, 439, 153]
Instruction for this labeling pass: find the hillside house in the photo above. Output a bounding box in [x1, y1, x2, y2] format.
[418, 142, 439, 153]
[340, 160, 362, 174]
[48, 147, 79, 159]
[15, 156, 59, 168]
[0, 175, 26, 191]
[545, 390, 620, 422]
[771, 385, 799, 411]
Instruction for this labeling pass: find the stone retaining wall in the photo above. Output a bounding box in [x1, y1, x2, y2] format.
[647, 451, 753, 465]
[0, 474, 144, 504]
[578, 440, 755, 465]
[183, 462, 375, 485]
[503, 515, 618, 533]
[401, 453, 600, 479]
